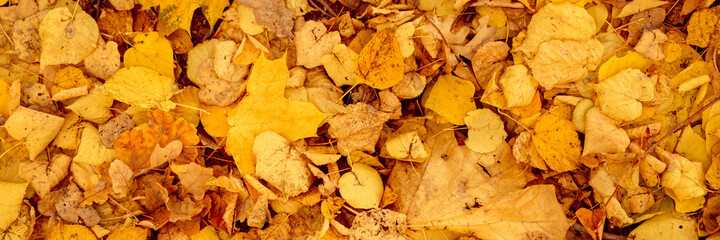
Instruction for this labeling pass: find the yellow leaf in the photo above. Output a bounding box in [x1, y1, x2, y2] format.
[74, 125, 116, 166]
[582, 108, 630, 156]
[615, 0, 668, 18]
[66, 86, 114, 124]
[417, 0, 456, 15]
[52, 66, 92, 99]
[49, 224, 97, 240]
[321, 197, 345, 219]
[253, 131, 312, 196]
[464, 109, 507, 153]
[587, 3, 608, 33]
[105, 67, 179, 111]
[18, 154, 71, 198]
[0, 181, 27, 230]
[592, 68, 654, 121]
[532, 113, 581, 172]
[355, 29, 404, 89]
[169, 86, 201, 127]
[338, 163, 383, 209]
[320, 44, 358, 86]
[174, 162, 213, 200]
[39, 7, 98, 69]
[669, 61, 709, 88]
[597, 51, 652, 81]
[515, 2, 596, 59]
[384, 131, 430, 162]
[475, 6, 507, 27]
[5, 106, 64, 160]
[200, 103, 235, 138]
[187, 39, 219, 85]
[498, 65, 537, 107]
[423, 75, 477, 125]
[686, 7, 720, 48]
[675, 126, 710, 169]
[107, 226, 148, 240]
[230, 3, 265, 35]
[629, 213, 697, 240]
[124, 32, 175, 79]
[156, 0, 229, 36]
[656, 148, 707, 212]
[190, 226, 220, 240]
[226, 54, 330, 174]
[0, 80, 10, 117]
[295, 21, 341, 69]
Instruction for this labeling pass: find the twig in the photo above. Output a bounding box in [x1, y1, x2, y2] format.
[638, 93, 720, 162]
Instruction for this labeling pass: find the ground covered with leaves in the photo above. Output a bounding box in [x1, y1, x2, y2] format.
[0, 0, 719, 239]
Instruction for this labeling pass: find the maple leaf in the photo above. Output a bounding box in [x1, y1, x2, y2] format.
[226, 54, 330, 174]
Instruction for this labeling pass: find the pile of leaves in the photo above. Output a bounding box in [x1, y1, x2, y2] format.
[1, 0, 720, 239]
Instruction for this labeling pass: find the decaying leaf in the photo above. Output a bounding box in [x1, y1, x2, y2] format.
[18, 154, 71, 197]
[582, 108, 630, 156]
[174, 162, 213, 200]
[328, 103, 390, 154]
[355, 29, 404, 89]
[253, 131, 312, 197]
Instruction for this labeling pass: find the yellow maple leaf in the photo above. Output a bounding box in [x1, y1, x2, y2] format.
[39, 7, 98, 69]
[226, 54, 330, 174]
[4, 106, 64, 160]
[423, 75, 477, 125]
[105, 67, 179, 111]
[355, 29, 405, 89]
[532, 113, 582, 172]
[124, 32, 175, 79]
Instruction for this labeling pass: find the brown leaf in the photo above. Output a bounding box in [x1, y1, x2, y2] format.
[327, 103, 391, 154]
[175, 162, 213, 200]
[99, 113, 136, 148]
[108, 159, 133, 195]
[166, 195, 204, 223]
[350, 209, 407, 240]
[237, 0, 294, 38]
[18, 154, 71, 197]
[55, 184, 101, 226]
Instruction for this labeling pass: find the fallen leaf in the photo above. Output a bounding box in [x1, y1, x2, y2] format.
[66, 86, 114, 124]
[39, 7, 98, 69]
[384, 130, 430, 162]
[199, 103, 235, 138]
[616, 0, 669, 18]
[597, 51, 653, 81]
[51, 66, 91, 100]
[339, 163, 383, 209]
[237, 0, 294, 38]
[73, 125, 116, 166]
[592, 68, 654, 121]
[55, 184, 101, 226]
[321, 44, 359, 87]
[629, 213, 697, 240]
[576, 207, 606, 240]
[656, 148, 707, 212]
[18, 154, 71, 197]
[146, 0, 230, 36]
[0, 203, 35, 240]
[98, 113, 136, 148]
[175, 162, 213, 200]
[634, 29, 667, 61]
[423, 75, 477, 125]
[4, 106, 64, 160]
[226, 54, 330, 174]
[582, 108, 630, 156]
[321, 197, 345, 219]
[349, 209, 407, 239]
[427, 185, 574, 240]
[107, 226, 149, 240]
[253, 131, 312, 197]
[465, 109, 507, 154]
[515, 2, 596, 59]
[526, 39, 603, 89]
[532, 113, 582, 172]
[498, 65, 537, 108]
[84, 40, 121, 80]
[124, 32, 175, 79]
[327, 103, 390, 154]
[48, 224, 97, 240]
[0, 181, 28, 230]
[108, 159, 133, 195]
[294, 21, 341, 68]
[686, 7, 720, 48]
[355, 29, 404, 89]
[105, 67, 179, 111]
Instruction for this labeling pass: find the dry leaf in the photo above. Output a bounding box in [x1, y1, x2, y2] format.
[39, 7, 98, 69]
[124, 32, 175, 79]
[321, 44, 359, 87]
[532, 113, 582, 172]
[105, 67, 179, 111]
[175, 162, 213, 200]
[237, 0, 294, 38]
[327, 103, 390, 154]
[4, 106, 64, 160]
[355, 29, 404, 89]
[74, 125, 116, 166]
[591, 68, 654, 121]
[498, 65, 537, 108]
[338, 163, 383, 209]
[295, 21, 341, 68]
[18, 154, 71, 197]
[108, 159, 133, 195]
[84, 40, 121, 80]
[55, 184, 101, 226]
[66, 86, 114, 124]
[616, 0, 669, 18]
[98, 113, 135, 148]
[226, 54, 329, 174]
[582, 108, 630, 156]
[423, 75, 477, 125]
[349, 209, 407, 240]
[629, 213, 697, 240]
[0, 181, 28, 230]
[465, 109, 507, 154]
[253, 131, 312, 197]
[48, 224, 97, 240]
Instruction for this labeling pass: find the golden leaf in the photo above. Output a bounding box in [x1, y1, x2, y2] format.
[226, 54, 330, 174]
[105, 67, 179, 111]
[0, 181, 28, 230]
[39, 7, 99, 69]
[4, 106, 64, 160]
[253, 131, 312, 196]
[48, 224, 97, 240]
[355, 29, 404, 89]
[532, 113, 581, 172]
[124, 32, 175, 79]
[465, 109, 507, 154]
[423, 75, 477, 125]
